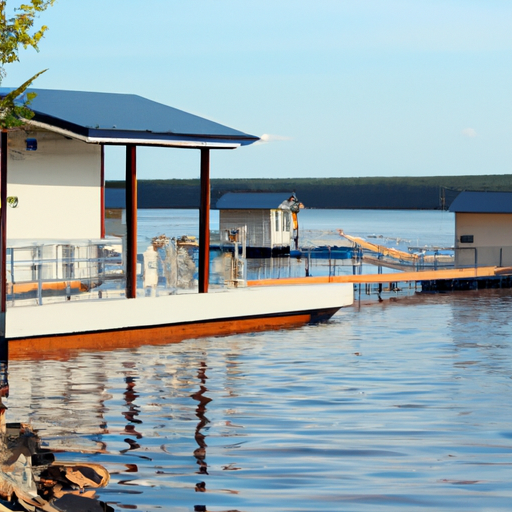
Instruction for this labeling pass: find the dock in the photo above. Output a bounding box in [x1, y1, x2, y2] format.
[247, 265, 512, 287]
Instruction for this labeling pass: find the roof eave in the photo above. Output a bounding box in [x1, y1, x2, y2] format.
[25, 119, 259, 149]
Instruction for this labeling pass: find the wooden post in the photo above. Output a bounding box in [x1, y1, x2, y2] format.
[125, 144, 137, 299]
[100, 145, 105, 239]
[198, 149, 210, 293]
[0, 131, 8, 360]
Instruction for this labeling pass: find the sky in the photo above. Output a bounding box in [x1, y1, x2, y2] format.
[4, 0, 512, 181]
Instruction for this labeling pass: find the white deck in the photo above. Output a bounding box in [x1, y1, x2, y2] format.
[6, 283, 354, 339]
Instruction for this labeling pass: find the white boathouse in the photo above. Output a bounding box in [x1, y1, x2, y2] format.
[216, 192, 297, 257]
[0, 88, 354, 358]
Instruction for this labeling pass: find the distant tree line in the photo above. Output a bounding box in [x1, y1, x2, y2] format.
[106, 175, 512, 210]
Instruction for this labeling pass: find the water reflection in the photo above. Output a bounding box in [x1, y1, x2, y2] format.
[3, 290, 512, 510]
[0, 362, 8, 399]
[0, 360, 113, 511]
[120, 364, 143, 454]
[191, 361, 211, 477]
[0, 362, 7, 436]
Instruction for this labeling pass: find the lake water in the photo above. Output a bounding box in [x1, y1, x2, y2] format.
[137, 208, 456, 249]
[5, 209, 512, 512]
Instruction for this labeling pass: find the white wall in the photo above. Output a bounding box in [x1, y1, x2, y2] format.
[220, 210, 271, 248]
[6, 130, 102, 240]
[220, 209, 292, 250]
[455, 212, 512, 267]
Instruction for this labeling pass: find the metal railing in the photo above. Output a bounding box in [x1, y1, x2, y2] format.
[7, 240, 125, 306]
[454, 246, 512, 269]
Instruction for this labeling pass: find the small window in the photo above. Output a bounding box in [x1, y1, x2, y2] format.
[26, 138, 37, 151]
[275, 211, 280, 232]
[460, 235, 474, 244]
[284, 212, 291, 231]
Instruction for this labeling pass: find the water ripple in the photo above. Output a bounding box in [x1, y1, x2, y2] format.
[5, 289, 512, 510]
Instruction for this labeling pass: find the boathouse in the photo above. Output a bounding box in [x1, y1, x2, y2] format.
[449, 191, 512, 268]
[0, 88, 354, 358]
[216, 192, 295, 257]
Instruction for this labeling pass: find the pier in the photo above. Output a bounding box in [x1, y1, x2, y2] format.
[247, 265, 512, 287]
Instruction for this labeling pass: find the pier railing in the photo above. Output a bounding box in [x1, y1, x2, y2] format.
[12, 240, 502, 307]
[455, 246, 512, 269]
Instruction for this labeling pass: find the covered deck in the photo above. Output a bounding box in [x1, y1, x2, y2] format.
[0, 89, 354, 358]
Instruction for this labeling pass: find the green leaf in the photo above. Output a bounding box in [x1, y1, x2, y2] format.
[0, 68, 47, 128]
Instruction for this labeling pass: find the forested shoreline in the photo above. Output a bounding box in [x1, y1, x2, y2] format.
[106, 175, 512, 210]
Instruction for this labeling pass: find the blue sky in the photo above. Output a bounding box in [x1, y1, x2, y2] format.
[4, 0, 512, 180]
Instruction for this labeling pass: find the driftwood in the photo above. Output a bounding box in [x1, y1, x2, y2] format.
[0, 419, 112, 512]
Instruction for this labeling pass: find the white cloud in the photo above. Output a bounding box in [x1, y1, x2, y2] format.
[256, 133, 292, 145]
[462, 128, 477, 138]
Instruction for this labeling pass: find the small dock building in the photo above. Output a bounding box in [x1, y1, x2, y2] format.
[449, 191, 512, 268]
[216, 192, 297, 257]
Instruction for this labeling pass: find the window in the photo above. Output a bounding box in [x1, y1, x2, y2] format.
[284, 212, 291, 231]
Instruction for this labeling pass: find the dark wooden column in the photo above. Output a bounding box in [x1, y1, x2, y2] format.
[198, 148, 210, 293]
[100, 145, 105, 239]
[125, 144, 137, 299]
[0, 131, 8, 360]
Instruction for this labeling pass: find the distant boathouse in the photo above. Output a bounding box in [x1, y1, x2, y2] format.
[449, 191, 512, 268]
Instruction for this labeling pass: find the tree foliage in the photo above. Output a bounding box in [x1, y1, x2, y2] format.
[0, 0, 54, 128]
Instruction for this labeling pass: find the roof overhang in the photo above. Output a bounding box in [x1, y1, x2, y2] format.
[2, 88, 260, 149]
[26, 119, 243, 149]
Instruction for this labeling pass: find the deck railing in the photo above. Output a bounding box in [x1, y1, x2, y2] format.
[5, 238, 243, 306]
[7, 240, 125, 306]
[10, 238, 486, 307]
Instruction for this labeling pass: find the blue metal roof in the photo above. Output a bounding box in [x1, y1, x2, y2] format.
[216, 192, 294, 209]
[0, 88, 259, 149]
[449, 191, 512, 213]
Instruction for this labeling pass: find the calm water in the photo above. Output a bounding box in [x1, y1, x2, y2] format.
[136, 208, 456, 249]
[5, 209, 512, 512]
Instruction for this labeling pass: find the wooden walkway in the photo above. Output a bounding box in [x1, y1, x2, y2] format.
[247, 266, 512, 287]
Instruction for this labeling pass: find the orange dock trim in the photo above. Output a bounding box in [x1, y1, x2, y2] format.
[247, 266, 508, 287]
[7, 280, 85, 294]
[8, 313, 313, 360]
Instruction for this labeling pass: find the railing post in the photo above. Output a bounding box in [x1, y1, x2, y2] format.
[9, 248, 14, 307]
[37, 246, 43, 306]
